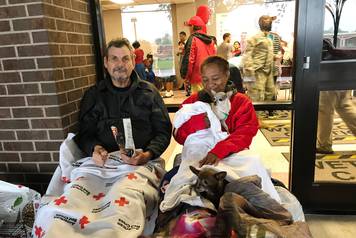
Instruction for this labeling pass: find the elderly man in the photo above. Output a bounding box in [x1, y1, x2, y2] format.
[75, 38, 172, 166]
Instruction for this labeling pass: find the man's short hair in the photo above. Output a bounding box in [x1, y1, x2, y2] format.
[258, 15, 276, 31]
[132, 41, 140, 49]
[105, 38, 132, 57]
[179, 31, 186, 36]
[200, 55, 229, 75]
[223, 33, 231, 40]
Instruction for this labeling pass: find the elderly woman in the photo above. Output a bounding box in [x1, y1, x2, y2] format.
[174, 55, 259, 166]
[155, 56, 282, 236]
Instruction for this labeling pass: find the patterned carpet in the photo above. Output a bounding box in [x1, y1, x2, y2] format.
[282, 151, 356, 183]
[260, 120, 356, 146]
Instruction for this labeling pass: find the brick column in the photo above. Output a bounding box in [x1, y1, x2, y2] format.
[0, 0, 96, 194]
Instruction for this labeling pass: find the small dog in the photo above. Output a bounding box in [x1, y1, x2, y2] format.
[197, 89, 233, 132]
[190, 166, 228, 209]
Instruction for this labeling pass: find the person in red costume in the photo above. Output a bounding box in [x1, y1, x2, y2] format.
[180, 16, 216, 93]
[175, 56, 259, 166]
[196, 5, 211, 34]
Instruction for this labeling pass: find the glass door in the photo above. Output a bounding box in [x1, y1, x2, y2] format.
[290, 0, 356, 212]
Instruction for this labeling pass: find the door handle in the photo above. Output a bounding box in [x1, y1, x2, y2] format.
[303, 56, 310, 69]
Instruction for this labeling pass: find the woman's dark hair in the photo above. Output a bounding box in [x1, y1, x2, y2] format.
[132, 41, 140, 49]
[200, 56, 229, 75]
[105, 38, 132, 57]
[198, 56, 240, 102]
[229, 64, 245, 93]
[146, 53, 153, 59]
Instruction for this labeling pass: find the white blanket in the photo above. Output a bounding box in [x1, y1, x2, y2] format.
[160, 102, 281, 212]
[33, 135, 165, 238]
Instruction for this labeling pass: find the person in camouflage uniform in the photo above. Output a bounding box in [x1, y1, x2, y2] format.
[242, 15, 275, 102]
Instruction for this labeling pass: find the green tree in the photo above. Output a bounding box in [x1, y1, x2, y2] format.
[154, 34, 172, 46]
[325, 0, 348, 47]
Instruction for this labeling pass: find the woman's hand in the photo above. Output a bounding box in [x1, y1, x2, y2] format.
[120, 150, 152, 166]
[92, 145, 108, 166]
[199, 152, 219, 167]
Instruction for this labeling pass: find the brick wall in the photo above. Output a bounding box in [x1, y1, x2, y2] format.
[0, 0, 96, 194]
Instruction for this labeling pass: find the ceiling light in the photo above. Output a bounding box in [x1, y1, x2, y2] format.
[110, 0, 134, 5]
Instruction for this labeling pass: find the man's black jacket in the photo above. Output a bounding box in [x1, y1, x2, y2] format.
[74, 72, 172, 158]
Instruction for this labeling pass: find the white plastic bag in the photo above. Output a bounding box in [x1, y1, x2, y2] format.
[0, 180, 41, 237]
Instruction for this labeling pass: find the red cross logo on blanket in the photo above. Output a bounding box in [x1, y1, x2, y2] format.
[93, 193, 105, 200]
[54, 196, 67, 206]
[127, 173, 137, 180]
[79, 216, 90, 229]
[34, 225, 44, 238]
[115, 197, 129, 206]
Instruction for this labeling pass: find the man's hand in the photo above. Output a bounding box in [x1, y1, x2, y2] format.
[199, 152, 219, 167]
[120, 150, 152, 166]
[92, 145, 108, 166]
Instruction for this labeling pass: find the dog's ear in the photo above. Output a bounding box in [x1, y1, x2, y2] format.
[190, 166, 200, 176]
[214, 171, 227, 181]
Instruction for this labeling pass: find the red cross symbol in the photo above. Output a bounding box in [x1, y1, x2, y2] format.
[54, 196, 67, 206]
[61, 176, 71, 183]
[79, 216, 90, 229]
[34, 225, 44, 238]
[115, 197, 129, 207]
[93, 193, 105, 201]
[127, 173, 137, 180]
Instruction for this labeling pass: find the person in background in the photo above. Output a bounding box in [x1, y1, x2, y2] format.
[317, 90, 356, 154]
[242, 15, 275, 102]
[143, 53, 155, 84]
[132, 40, 146, 81]
[177, 31, 189, 96]
[268, 31, 282, 97]
[232, 40, 241, 57]
[180, 15, 216, 94]
[177, 31, 187, 63]
[217, 33, 232, 60]
[195, 4, 211, 34]
[316, 39, 356, 154]
[240, 32, 248, 54]
[266, 29, 282, 117]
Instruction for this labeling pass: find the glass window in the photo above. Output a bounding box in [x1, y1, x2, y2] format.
[121, 4, 174, 76]
[215, 0, 296, 104]
[315, 89, 356, 183]
[323, 0, 356, 60]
